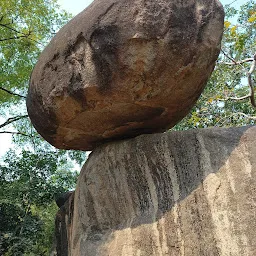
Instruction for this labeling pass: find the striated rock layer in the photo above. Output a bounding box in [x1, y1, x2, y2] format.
[27, 0, 224, 151]
[56, 126, 256, 256]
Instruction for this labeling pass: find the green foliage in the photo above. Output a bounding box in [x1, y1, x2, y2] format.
[0, 150, 78, 205]
[0, 150, 78, 255]
[0, 0, 82, 255]
[0, 0, 86, 164]
[0, 0, 71, 105]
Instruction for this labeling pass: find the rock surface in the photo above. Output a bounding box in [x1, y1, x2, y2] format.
[55, 191, 74, 208]
[56, 126, 256, 256]
[55, 192, 74, 256]
[27, 0, 224, 151]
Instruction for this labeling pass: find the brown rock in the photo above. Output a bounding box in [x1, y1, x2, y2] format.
[57, 126, 256, 255]
[27, 0, 224, 151]
[55, 191, 74, 256]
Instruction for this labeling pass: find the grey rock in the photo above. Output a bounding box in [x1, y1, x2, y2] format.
[27, 0, 224, 151]
[55, 191, 74, 208]
[55, 191, 74, 256]
[57, 125, 256, 255]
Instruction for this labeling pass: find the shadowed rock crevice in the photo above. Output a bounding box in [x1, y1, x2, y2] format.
[55, 191, 74, 256]
[90, 25, 120, 91]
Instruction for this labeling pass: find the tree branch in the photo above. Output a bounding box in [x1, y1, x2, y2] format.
[0, 22, 43, 46]
[221, 49, 237, 63]
[236, 112, 256, 120]
[248, 53, 256, 107]
[0, 87, 26, 99]
[0, 22, 31, 36]
[0, 35, 28, 42]
[0, 115, 28, 129]
[0, 22, 31, 42]
[221, 58, 254, 65]
[0, 131, 30, 136]
[226, 0, 238, 6]
[220, 52, 256, 108]
[220, 49, 247, 72]
[224, 94, 251, 101]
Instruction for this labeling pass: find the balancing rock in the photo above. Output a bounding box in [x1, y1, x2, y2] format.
[27, 0, 224, 151]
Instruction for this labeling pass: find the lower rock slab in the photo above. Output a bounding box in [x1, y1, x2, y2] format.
[56, 126, 256, 256]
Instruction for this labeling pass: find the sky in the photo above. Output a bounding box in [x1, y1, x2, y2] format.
[0, 0, 250, 157]
[58, 0, 93, 15]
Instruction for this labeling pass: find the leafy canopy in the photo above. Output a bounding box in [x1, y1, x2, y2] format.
[0, 1, 80, 255]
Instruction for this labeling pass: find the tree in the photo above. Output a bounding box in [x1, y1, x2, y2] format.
[0, 1, 82, 255]
[0, 0, 86, 163]
[175, 0, 256, 130]
[0, 150, 78, 255]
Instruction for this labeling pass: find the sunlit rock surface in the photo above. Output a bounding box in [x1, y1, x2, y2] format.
[27, 0, 224, 151]
[56, 126, 256, 256]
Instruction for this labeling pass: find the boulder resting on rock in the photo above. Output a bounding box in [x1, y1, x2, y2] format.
[27, 0, 224, 151]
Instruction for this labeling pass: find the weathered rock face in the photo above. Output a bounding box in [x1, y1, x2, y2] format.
[27, 0, 224, 151]
[55, 192, 75, 256]
[56, 126, 256, 256]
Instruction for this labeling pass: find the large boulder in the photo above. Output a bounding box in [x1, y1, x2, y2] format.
[27, 0, 224, 151]
[56, 126, 256, 255]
